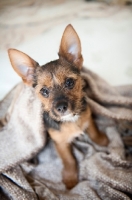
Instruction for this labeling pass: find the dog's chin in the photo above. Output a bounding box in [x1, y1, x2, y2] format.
[60, 114, 79, 122]
[50, 110, 79, 122]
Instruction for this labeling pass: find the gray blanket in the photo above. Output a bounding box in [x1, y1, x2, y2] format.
[0, 68, 132, 200]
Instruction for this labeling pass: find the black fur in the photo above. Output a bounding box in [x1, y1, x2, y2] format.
[32, 73, 38, 88]
[43, 112, 61, 130]
[41, 59, 80, 76]
[53, 95, 68, 107]
[81, 97, 87, 111]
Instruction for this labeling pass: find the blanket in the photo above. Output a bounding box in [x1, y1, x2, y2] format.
[0, 67, 132, 200]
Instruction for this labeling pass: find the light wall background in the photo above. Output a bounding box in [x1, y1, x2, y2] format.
[0, 0, 132, 99]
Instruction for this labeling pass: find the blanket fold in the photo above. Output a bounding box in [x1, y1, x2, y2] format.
[0, 68, 132, 200]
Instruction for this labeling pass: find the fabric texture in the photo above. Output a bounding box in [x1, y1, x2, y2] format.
[0, 67, 132, 200]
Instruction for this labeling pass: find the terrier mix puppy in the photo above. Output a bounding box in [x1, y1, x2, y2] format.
[8, 24, 109, 189]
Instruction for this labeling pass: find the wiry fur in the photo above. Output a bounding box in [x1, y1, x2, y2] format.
[34, 58, 85, 122]
[8, 24, 109, 189]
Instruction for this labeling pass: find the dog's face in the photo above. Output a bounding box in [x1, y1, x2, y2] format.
[35, 59, 84, 121]
[8, 24, 84, 122]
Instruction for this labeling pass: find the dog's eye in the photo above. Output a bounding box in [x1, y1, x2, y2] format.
[65, 78, 75, 89]
[40, 87, 49, 98]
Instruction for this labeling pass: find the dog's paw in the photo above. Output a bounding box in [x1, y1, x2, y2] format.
[62, 165, 78, 189]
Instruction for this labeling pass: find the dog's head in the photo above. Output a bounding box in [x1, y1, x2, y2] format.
[8, 24, 85, 122]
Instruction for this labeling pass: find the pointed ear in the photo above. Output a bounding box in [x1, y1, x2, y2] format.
[59, 24, 83, 69]
[8, 49, 39, 86]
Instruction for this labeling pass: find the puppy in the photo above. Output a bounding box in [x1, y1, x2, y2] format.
[8, 24, 109, 189]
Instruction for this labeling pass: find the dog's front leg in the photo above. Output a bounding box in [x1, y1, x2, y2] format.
[77, 106, 109, 146]
[55, 142, 78, 189]
[86, 114, 109, 146]
[48, 123, 83, 189]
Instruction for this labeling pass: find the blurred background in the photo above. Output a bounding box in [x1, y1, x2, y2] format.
[0, 0, 132, 99]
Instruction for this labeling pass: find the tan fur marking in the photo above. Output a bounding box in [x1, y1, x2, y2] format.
[49, 105, 109, 189]
[48, 122, 81, 189]
[55, 142, 78, 189]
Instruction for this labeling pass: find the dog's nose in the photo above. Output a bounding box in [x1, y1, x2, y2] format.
[56, 102, 68, 113]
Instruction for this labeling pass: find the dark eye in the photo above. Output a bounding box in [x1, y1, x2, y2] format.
[40, 87, 49, 98]
[65, 78, 75, 89]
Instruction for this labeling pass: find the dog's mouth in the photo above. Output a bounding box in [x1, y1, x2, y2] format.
[51, 107, 79, 122]
[60, 113, 79, 122]
[51, 97, 80, 122]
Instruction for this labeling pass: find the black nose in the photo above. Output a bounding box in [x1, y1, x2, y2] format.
[56, 102, 68, 113]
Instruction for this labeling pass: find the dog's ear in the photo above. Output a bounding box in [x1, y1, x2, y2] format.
[8, 49, 39, 86]
[59, 24, 83, 69]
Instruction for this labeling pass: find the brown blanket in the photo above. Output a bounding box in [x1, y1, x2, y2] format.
[0, 68, 132, 200]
